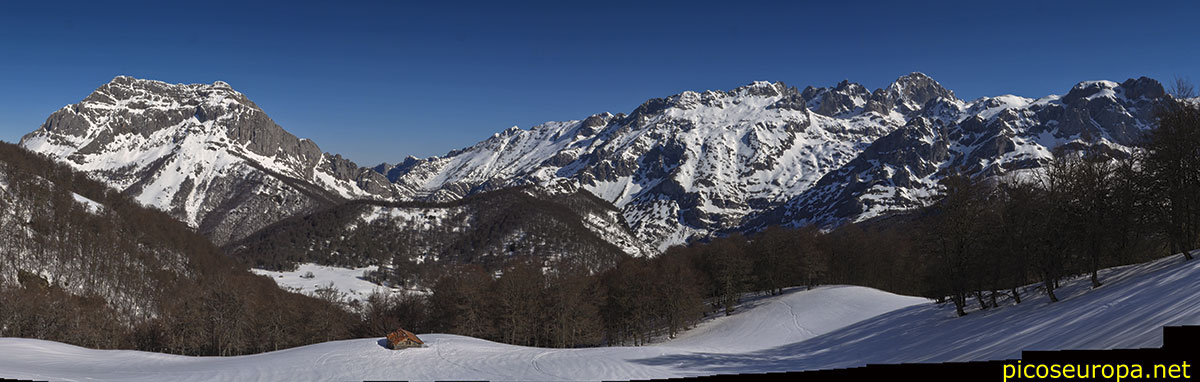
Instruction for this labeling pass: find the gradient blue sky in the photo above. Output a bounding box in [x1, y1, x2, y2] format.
[2, 1, 1198, 165]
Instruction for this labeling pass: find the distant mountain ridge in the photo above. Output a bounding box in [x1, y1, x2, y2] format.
[379, 77, 925, 250]
[749, 77, 1169, 231]
[374, 73, 1173, 249]
[20, 74, 1177, 253]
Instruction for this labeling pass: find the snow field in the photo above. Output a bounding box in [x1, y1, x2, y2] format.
[250, 263, 410, 302]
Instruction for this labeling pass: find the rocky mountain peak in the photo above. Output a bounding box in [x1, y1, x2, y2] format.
[86, 76, 252, 107]
[1060, 77, 1167, 106]
[1062, 80, 1121, 104]
[1120, 77, 1167, 100]
[581, 113, 611, 128]
[863, 72, 955, 116]
[887, 72, 957, 104]
[799, 80, 871, 116]
[733, 81, 786, 97]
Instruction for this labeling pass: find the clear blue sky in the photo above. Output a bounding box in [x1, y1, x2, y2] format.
[2, 1, 1198, 166]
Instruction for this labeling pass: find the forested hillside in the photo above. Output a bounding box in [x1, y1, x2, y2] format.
[0, 142, 357, 355]
[226, 185, 649, 287]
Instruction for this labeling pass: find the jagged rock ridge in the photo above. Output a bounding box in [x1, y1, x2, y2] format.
[749, 77, 1171, 230]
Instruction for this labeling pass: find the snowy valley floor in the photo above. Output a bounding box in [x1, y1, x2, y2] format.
[2, 255, 1199, 381]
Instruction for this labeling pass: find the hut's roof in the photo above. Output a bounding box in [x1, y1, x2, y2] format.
[387, 328, 424, 345]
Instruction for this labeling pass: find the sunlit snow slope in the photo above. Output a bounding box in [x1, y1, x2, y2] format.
[2, 255, 1198, 381]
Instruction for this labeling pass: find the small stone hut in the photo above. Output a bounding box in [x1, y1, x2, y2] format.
[386, 328, 425, 349]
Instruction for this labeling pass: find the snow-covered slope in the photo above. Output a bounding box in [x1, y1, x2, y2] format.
[4, 254, 1196, 381]
[655, 285, 926, 353]
[20, 76, 395, 244]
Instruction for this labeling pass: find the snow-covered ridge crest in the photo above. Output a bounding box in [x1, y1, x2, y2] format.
[21, 76, 396, 244]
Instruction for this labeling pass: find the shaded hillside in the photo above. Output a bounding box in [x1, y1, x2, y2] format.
[227, 185, 650, 285]
[0, 142, 355, 355]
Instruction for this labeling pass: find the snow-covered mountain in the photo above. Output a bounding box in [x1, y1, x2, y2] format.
[381, 75, 952, 250]
[20, 74, 1176, 253]
[20, 76, 395, 244]
[378, 73, 1172, 249]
